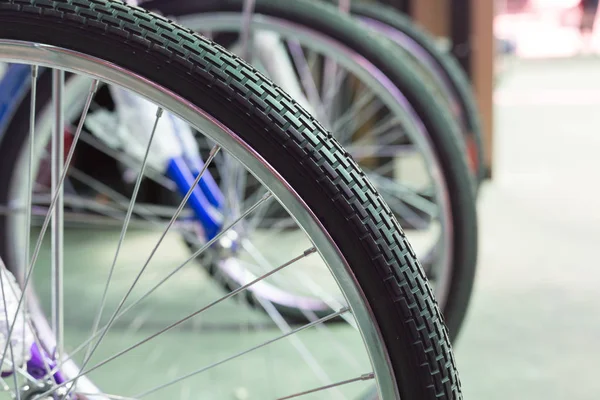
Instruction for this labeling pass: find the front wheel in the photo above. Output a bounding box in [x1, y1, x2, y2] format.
[0, 0, 461, 399]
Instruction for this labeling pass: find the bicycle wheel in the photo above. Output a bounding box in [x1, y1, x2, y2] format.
[349, 1, 487, 186]
[136, 0, 478, 339]
[0, 0, 478, 339]
[0, 0, 461, 398]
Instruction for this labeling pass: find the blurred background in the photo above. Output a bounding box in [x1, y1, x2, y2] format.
[364, 0, 600, 397]
[454, 0, 600, 398]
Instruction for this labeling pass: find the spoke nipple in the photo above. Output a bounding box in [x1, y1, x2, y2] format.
[261, 192, 273, 201]
[361, 372, 375, 381]
[156, 107, 164, 118]
[90, 79, 100, 94]
[304, 247, 317, 256]
[339, 306, 351, 314]
[209, 145, 222, 157]
[31, 65, 39, 79]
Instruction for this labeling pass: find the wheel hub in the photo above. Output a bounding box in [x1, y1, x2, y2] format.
[19, 380, 55, 400]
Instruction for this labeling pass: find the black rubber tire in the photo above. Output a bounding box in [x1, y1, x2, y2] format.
[0, 0, 463, 398]
[349, 1, 487, 187]
[141, 0, 478, 342]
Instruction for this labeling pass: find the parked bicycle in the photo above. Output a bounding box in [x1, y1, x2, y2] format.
[0, 0, 478, 342]
[0, 0, 468, 398]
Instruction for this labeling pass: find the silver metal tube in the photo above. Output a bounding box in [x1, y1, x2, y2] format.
[51, 68, 65, 360]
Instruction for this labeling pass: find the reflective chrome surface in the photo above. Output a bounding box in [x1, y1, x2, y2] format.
[0, 39, 399, 399]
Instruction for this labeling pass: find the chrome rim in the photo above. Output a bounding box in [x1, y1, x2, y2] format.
[0, 40, 398, 399]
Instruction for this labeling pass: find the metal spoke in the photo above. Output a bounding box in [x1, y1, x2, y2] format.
[240, 0, 256, 61]
[0, 268, 48, 388]
[54, 211, 190, 230]
[286, 40, 329, 125]
[255, 297, 344, 399]
[40, 248, 320, 398]
[41, 191, 274, 380]
[0, 271, 55, 383]
[244, 186, 273, 231]
[28, 321, 55, 382]
[346, 144, 415, 159]
[239, 239, 292, 287]
[336, 97, 386, 146]
[27, 191, 195, 228]
[277, 372, 374, 400]
[68, 139, 219, 400]
[321, 56, 339, 93]
[136, 306, 349, 398]
[321, 58, 341, 118]
[67, 168, 167, 221]
[0, 77, 99, 374]
[368, 174, 438, 218]
[345, 116, 403, 150]
[223, 154, 246, 218]
[331, 89, 374, 132]
[322, 64, 348, 120]
[241, 239, 353, 327]
[302, 309, 361, 369]
[234, 165, 249, 219]
[22, 64, 38, 372]
[0, 268, 21, 399]
[4, 362, 37, 385]
[67, 168, 198, 241]
[215, 235, 358, 394]
[80, 106, 166, 370]
[79, 131, 176, 191]
[51, 69, 65, 361]
[0, 364, 35, 388]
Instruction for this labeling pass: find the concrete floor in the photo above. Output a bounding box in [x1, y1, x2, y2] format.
[457, 57, 600, 399]
[7, 58, 600, 399]
[26, 229, 372, 399]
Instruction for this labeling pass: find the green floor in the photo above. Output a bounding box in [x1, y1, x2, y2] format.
[7, 57, 600, 399]
[457, 57, 600, 400]
[26, 229, 371, 399]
